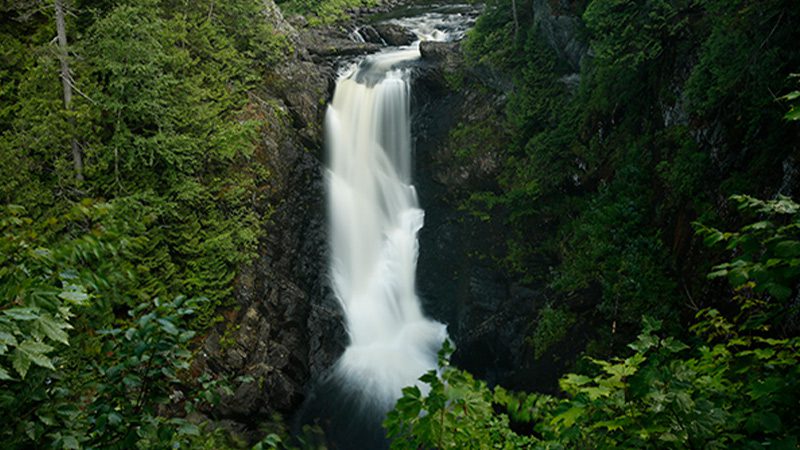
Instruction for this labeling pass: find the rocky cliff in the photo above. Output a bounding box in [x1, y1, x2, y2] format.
[411, 1, 592, 392]
[191, 2, 353, 436]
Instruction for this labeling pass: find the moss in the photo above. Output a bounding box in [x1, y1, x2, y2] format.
[277, 0, 379, 26]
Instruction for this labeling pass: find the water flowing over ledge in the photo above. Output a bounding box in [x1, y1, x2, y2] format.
[325, 24, 454, 411]
[293, 8, 475, 448]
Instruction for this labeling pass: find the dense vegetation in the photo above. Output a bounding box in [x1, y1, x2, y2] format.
[0, 0, 295, 448]
[386, 0, 800, 448]
[276, 0, 377, 25]
[387, 195, 800, 448]
[2, 0, 799, 448]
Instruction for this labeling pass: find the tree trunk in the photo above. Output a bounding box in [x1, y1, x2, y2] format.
[511, 0, 519, 41]
[55, 0, 83, 182]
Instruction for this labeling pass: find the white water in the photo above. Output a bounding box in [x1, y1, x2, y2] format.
[325, 17, 464, 410]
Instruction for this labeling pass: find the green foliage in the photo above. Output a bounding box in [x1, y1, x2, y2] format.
[581, 0, 690, 121]
[654, 128, 709, 205]
[0, 0, 294, 447]
[449, 123, 499, 161]
[3, 293, 230, 449]
[685, 1, 798, 147]
[449, 0, 800, 358]
[463, 0, 528, 67]
[387, 196, 800, 448]
[696, 195, 800, 301]
[0, 205, 235, 449]
[385, 340, 537, 449]
[0, 0, 286, 328]
[784, 74, 800, 121]
[0, 204, 106, 381]
[530, 304, 575, 359]
[555, 162, 677, 332]
[276, 0, 378, 26]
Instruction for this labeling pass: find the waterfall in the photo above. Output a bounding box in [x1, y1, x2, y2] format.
[325, 36, 448, 410]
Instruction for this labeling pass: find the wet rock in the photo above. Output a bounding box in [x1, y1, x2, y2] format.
[374, 23, 415, 46]
[270, 60, 335, 148]
[420, 41, 460, 67]
[307, 290, 347, 379]
[305, 38, 382, 59]
[357, 25, 384, 44]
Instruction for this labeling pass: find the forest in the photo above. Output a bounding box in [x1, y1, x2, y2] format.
[1, 0, 799, 449]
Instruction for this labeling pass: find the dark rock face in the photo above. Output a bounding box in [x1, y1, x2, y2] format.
[194, 93, 343, 427]
[412, 44, 542, 390]
[193, 1, 349, 436]
[416, 42, 509, 192]
[532, 0, 588, 72]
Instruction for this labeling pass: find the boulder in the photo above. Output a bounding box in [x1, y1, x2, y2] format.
[305, 38, 382, 59]
[374, 23, 416, 46]
[356, 25, 384, 44]
[420, 41, 461, 69]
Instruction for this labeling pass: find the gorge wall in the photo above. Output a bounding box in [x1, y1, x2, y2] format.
[190, 2, 597, 433]
[192, 2, 350, 433]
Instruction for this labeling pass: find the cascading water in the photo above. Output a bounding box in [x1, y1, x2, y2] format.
[325, 27, 449, 411]
[296, 8, 476, 448]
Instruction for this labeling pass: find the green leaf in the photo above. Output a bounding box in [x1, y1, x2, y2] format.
[553, 405, 585, 428]
[58, 289, 88, 305]
[0, 366, 12, 380]
[12, 348, 32, 378]
[750, 377, 783, 399]
[419, 371, 438, 384]
[752, 348, 776, 360]
[178, 422, 200, 436]
[62, 435, 80, 450]
[37, 314, 70, 345]
[593, 418, 626, 432]
[156, 318, 178, 335]
[3, 308, 39, 321]
[108, 413, 123, 426]
[0, 331, 18, 347]
[629, 332, 658, 352]
[15, 340, 55, 374]
[765, 283, 792, 300]
[37, 413, 56, 426]
[123, 374, 142, 388]
[661, 337, 689, 353]
[707, 268, 729, 279]
[782, 91, 800, 101]
[771, 436, 799, 450]
[759, 412, 782, 433]
[774, 240, 800, 257]
[742, 221, 771, 231]
[124, 328, 136, 341]
[702, 230, 726, 247]
[583, 385, 613, 400]
[642, 316, 662, 334]
[560, 373, 592, 394]
[261, 433, 282, 447]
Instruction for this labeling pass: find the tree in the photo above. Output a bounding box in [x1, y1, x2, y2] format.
[54, 0, 83, 181]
